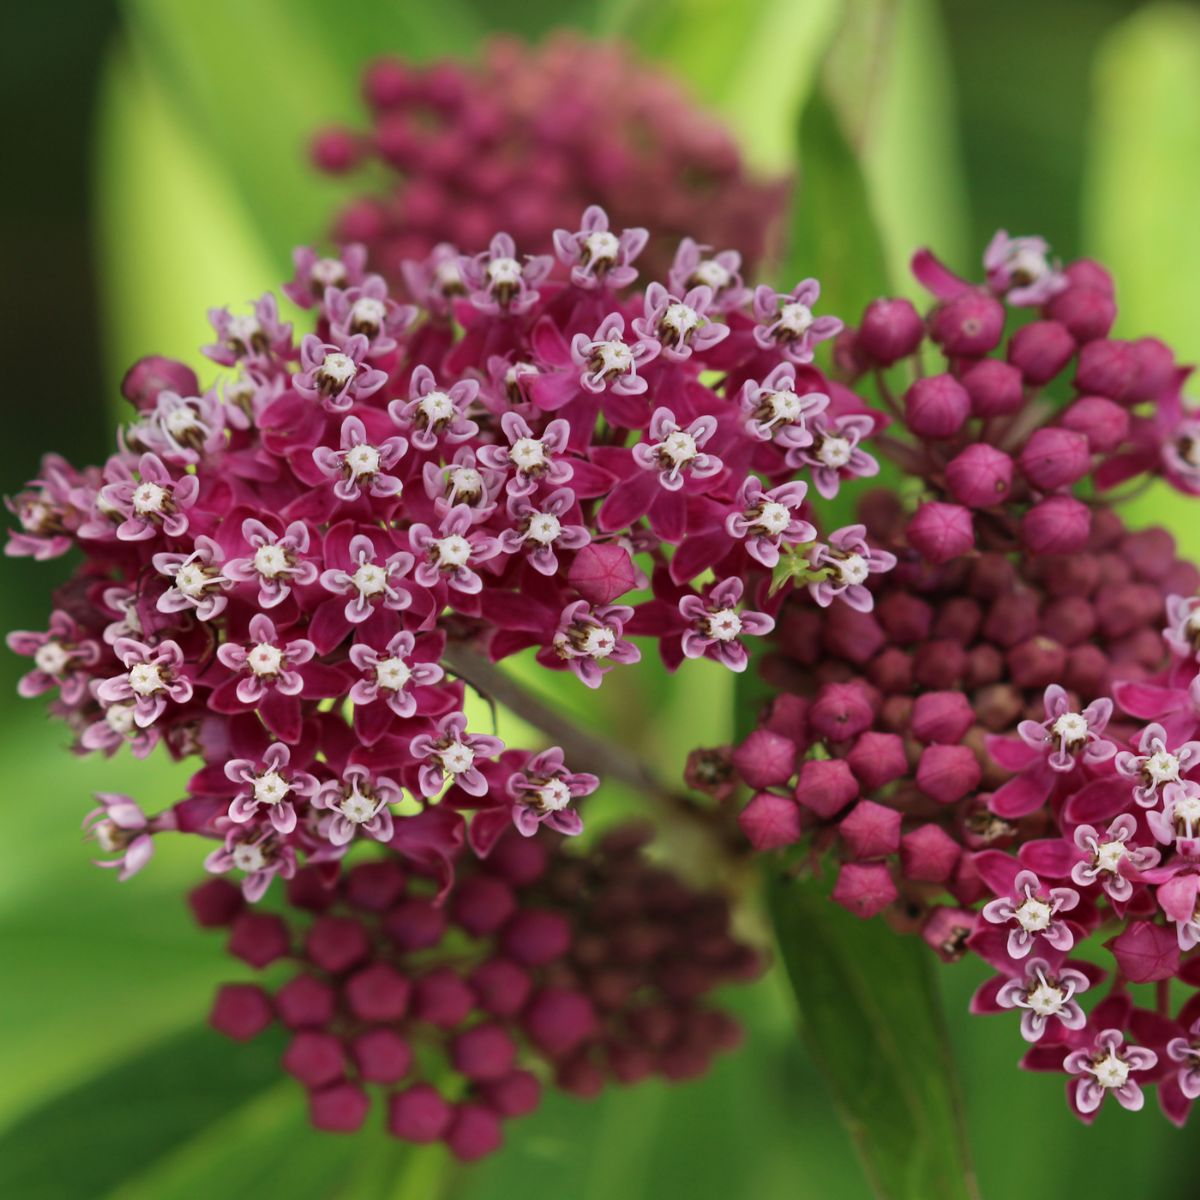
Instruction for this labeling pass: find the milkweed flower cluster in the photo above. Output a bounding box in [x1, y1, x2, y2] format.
[311, 34, 788, 283]
[196, 824, 760, 1156]
[719, 231, 1200, 1124]
[5, 206, 877, 1147]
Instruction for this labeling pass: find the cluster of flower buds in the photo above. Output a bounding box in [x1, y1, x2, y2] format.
[722, 231, 1200, 1124]
[311, 34, 788, 283]
[197, 824, 759, 1157]
[5, 204, 880, 900]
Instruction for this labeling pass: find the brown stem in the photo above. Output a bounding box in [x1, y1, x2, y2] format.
[996, 395, 1055, 454]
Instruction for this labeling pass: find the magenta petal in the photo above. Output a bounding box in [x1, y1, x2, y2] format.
[1018, 838, 1078, 878]
[990, 764, 1054, 819]
[597, 471, 656, 533]
[973, 849, 1022, 897]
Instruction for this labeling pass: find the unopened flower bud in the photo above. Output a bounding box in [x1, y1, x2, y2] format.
[911, 691, 975, 744]
[1006, 636, 1067, 689]
[868, 646, 913, 692]
[1064, 259, 1114, 295]
[120, 356, 201, 412]
[1060, 396, 1128, 453]
[737, 791, 801, 850]
[912, 639, 968, 689]
[960, 358, 1024, 417]
[921, 905, 976, 961]
[1007, 320, 1075, 384]
[904, 375, 971, 438]
[857, 297, 924, 365]
[732, 729, 797, 788]
[795, 758, 859, 819]
[822, 606, 886, 665]
[1105, 920, 1180, 983]
[1046, 285, 1116, 342]
[907, 502, 974, 564]
[876, 592, 934, 643]
[210, 983, 273, 1041]
[567, 543, 638, 605]
[945, 443, 1013, 508]
[310, 127, 361, 174]
[1130, 337, 1176, 402]
[901, 824, 962, 883]
[1039, 596, 1096, 646]
[915, 744, 981, 805]
[1021, 496, 1091, 554]
[809, 681, 876, 742]
[929, 292, 1005, 356]
[839, 800, 902, 859]
[846, 731, 908, 790]
[1074, 339, 1140, 404]
[831, 861, 897, 919]
[1019, 427, 1090, 490]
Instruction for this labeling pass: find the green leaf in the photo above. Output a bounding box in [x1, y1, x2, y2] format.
[766, 870, 979, 1200]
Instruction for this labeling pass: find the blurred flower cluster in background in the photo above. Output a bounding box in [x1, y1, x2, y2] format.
[5, 2, 1200, 1199]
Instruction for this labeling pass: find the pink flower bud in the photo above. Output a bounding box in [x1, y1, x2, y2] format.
[732, 729, 798, 788]
[480, 1070, 541, 1118]
[412, 967, 476, 1028]
[913, 639, 968, 689]
[911, 691, 975, 744]
[983, 591, 1040, 646]
[189, 878, 245, 927]
[929, 292, 1005, 356]
[451, 875, 518, 936]
[921, 906, 976, 961]
[907, 502, 974, 564]
[904, 375, 971, 438]
[868, 646, 913, 693]
[762, 693, 810, 747]
[276, 975, 336, 1029]
[846, 731, 909, 790]
[822, 606, 886, 665]
[857, 297, 924, 365]
[1130, 337, 1176, 401]
[310, 1082, 370, 1133]
[960, 358, 1024, 417]
[470, 959, 533, 1018]
[383, 899, 447, 952]
[1021, 496, 1091, 554]
[900, 824, 962, 882]
[1045, 285, 1116, 342]
[876, 592, 934, 643]
[1105, 920, 1180, 983]
[1006, 636, 1068, 689]
[310, 127, 361, 174]
[307, 915, 371, 972]
[1019, 427, 1090, 490]
[229, 912, 290, 968]
[567, 543, 638, 605]
[1074, 339, 1140, 404]
[1040, 596, 1096, 646]
[838, 800, 902, 859]
[809, 681, 877, 741]
[831, 861, 898, 919]
[351, 1028, 413, 1083]
[501, 910, 572, 966]
[934, 596, 983, 642]
[120, 355, 201, 412]
[738, 790, 802, 850]
[362, 57, 415, 108]
[795, 758, 860, 819]
[389, 1083, 454, 1143]
[1060, 396, 1129, 453]
[452, 1023, 517, 1082]
[210, 983, 273, 1041]
[283, 1031, 345, 1088]
[447, 1103, 504, 1162]
[915, 744, 981, 805]
[345, 962, 412, 1022]
[1007, 320, 1075, 384]
[945, 443, 1014, 507]
[523, 987, 599, 1058]
[344, 861, 406, 911]
[1064, 259, 1114, 295]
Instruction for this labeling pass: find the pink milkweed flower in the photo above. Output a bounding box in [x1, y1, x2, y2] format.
[409, 505, 502, 594]
[318, 532, 414, 623]
[1164, 594, 1200, 660]
[79, 695, 158, 759]
[1114, 723, 1200, 807]
[129, 389, 226, 465]
[678, 577, 774, 672]
[1146, 782, 1200, 856]
[506, 746, 596, 837]
[669, 239, 750, 311]
[787, 412, 879, 499]
[204, 293, 292, 366]
[1070, 815, 1160, 902]
[476, 412, 573, 498]
[225, 742, 318, 836]
[752, 279, 843, 363]
[152, 535, 230, 621]
[633, 282, 728, 361]
[631, 408, 722, 491]
[84, 792, 156, 881]
[348, 631, 445, 719]
[204, 827, 296, 901]
[388, 365, 480, 451]
[571, 312, 660, 395]
[1156, 870, 1200, 949]
[982, 868, 1079, 958]
[99, 452, 199, 542]
[401, 241, 466, 317]
[1167, 1019, 1200, 1102]
[410, 712, 505, 798]
[312, 415, 408, 502]
[1017, 685, 1117, 773]
[216, 614, 316, 706]
[806, 525, 897, 613]
[552, 205, 648, 290]
[725, 477, 815, 569]
[282, 243, 368, 308]
[1064, 1029, 1157, 1116]
[983, 230, 1068, 307]
[310, 764, 402, 847]
[460, 232, 552, 315]
[995, 956, 1090, 1042]
[293, 333, 387, 413]
[96, 638, 193, 728]
[550, 600, 640, 688]
[497, 488, 589, 575]
[324, 273, 416, 356]
[421, 447, 503, 522]
[7, 610, 100, 704]
[738, 362, 829, 446]
[224, 518, 319, 609]
[5, 454, 83, 561]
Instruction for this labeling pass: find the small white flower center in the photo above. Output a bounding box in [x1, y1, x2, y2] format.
[175, 562, 210, 597]
[1095, 839, 1127, 873]
[769, 389, 804, 422]
[1176, 792, 1200, 826]
[352, 563, 388, 597]
[1007, 246, 1051, 282]
[778, 301, 813, 335]
[375, 656, 412, 691]
[1052, 712, 1089, 743]
[311, 258, 345, 286]
[487, 257, 523, 287]
[582, 626, 616, 659]
[128, 662, 165, 696]
[435, 261, 463, 290]
[351, 297, 386, 328]
[320, 352, 357, 389]
[435, 534, 472, 569]
[228, 315, 260, 344]
[1093, 1052, 1131, 1090]
[706, 608, 743, 642]
[1015, 896, 1053, 933]
[818, 436, 852, 468]
[583, 230, 620, 264]
[232, 843, 266, 872]
[660, 430, 698, 465]
[448, 466, 484, 499]
[1027, 980, 1067, 1016]
[755, 501, 792, 536]
[253, 770, 290, 805]
[93, 820, 125, 853]
[105, 705, 136, 734]
[510, 437, 547, 473]
[594, 339, 633, 374]
[345, 444, 381, 477]
[133, 482, 168, 514]
[247, 643, 284, 676]
[693, 259, 731, 290]
[527, 512, 562, 544]
[420, 391, 456, 422]
[441, 743, 476, 775]
[34, 641, 70, 675]
[1146, 750, 1181, 785]
[537, 779, 572, 812]
[164, 407, 202, 437]
[253, 544, 290, 578]
[340, 789, 377, 824]
[838, 553, 870, 587]
[662, 302, 701, 338]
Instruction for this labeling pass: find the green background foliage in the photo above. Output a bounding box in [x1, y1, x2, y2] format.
[4, 1, 1200, 1196]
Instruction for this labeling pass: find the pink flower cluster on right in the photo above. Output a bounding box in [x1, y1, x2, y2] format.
[721, 231, 1200, 1124]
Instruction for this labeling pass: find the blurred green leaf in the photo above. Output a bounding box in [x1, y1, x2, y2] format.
[767, 871, 979, 1200]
